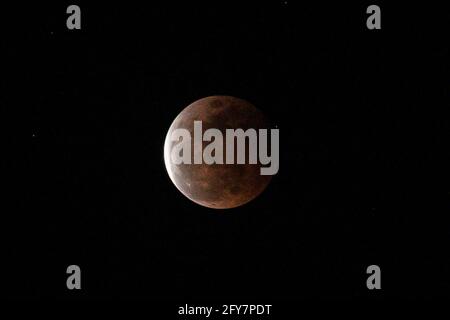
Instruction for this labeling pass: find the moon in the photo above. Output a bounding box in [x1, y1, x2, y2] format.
[164, 96, 272, 209]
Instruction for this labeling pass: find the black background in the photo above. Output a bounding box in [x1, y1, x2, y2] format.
[4, 1, 450, 301]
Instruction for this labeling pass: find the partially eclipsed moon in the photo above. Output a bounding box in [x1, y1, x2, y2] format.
[164, 96, 272, 209]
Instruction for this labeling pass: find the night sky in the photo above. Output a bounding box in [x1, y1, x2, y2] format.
[4, 2, 450, 302]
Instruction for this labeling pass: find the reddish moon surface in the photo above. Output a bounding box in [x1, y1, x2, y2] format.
[164, 96, 272, 209]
